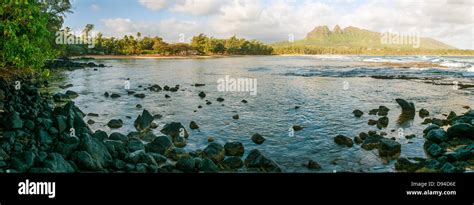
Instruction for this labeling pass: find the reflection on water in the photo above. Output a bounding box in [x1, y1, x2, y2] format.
[64, 56, 473, 172]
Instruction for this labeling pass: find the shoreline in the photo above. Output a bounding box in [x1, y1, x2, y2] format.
[75, 54, 474, 60]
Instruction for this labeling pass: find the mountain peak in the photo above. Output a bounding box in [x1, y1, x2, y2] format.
[333, 25, 343, 34]
[306, 26, 331, 39]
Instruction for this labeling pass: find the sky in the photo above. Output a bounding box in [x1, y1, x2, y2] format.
[63, 0, 474, 49]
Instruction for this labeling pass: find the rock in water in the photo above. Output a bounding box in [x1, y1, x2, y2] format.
[189, 121, 199, 130]
[134, 93, 146, 98]
[65, 90, 79, 99]
[224, 142, 245, 156]
[232, 115, 239, 120]
[244, 149, 281, 172]
[160, 122, 189, 138]
[306, 160, 321, 170]
[107, 119, 123, 129]
[353, 110, 364, 118]
[426, 143, 445, 157]
[145, 136, 172, 155]
[334, 135, 353, 147]
[395, 158, 425, 172]
[217, 97, 224, 102]
[222, 157, 244, 170]
[378, 139, 401, 157]
[396, 98, 416, 113]
[419, 109, 430, 118]
[198, 92, 206, 98]
[425, 129, 448, 143]
[134, 110, 154, 131]
[447, 123, 474, 139]
[176, 156, 195, 172]
[198, 158, 218, 173]
[378, 106, 390, 116]
[203, 142, 225, 163]
[251, 134, 266, 145]
[293, 125, 304, 131]
[377, 117, 389, 129]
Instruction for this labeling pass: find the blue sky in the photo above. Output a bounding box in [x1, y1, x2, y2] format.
[63, 0, 473, 49]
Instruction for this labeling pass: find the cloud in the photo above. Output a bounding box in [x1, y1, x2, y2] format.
[91, 4, 100, 12]
[101, 18, 200, 42]
[172, 0, 227, 16]
[105, 0, 473, 49]
[138, 0, 168, 11]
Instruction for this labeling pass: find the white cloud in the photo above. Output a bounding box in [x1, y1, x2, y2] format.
[138, 0, 168, 11]
[101, 18, 200, 42]
[114, 0, 473, 49]
[91, 4, 100, 12]
[172, 0, 227, 16]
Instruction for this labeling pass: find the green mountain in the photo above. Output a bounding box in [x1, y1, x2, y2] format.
[274, 25, 455, 50]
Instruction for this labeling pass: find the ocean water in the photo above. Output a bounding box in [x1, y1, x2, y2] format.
[62, 56, 474, 172]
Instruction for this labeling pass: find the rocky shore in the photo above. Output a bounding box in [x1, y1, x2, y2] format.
[343, 99, 473, 172]
[0, 71, 281, 173]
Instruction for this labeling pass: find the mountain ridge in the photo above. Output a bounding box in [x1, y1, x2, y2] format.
[275, 25, 455, 50]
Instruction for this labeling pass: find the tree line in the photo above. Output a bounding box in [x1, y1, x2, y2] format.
[63, 31, 274, 56]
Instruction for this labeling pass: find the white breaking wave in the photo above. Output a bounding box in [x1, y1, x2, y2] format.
[440, 62, 469, 68]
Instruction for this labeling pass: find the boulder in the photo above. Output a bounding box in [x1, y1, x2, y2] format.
[71, 151, 100, 171]
[395, 158, 425, 172]
[378, 106, 390, 116]
[244, 149, 281, 172]
[145, 136, 173, 155]
[425, 129, 448, 143]
[93, 130, 108, 141]
[377, 117, 389, 129]
[334, 135, 353, 147]
[134, 110, 154, 131]
[419, 108, 430, 118]
[423, 124, 439, 135]
[396, 98, 415, 113]
[251, 133, 266, 145]
[198, 158, 218, 173]
[134, 93, 146, 98]
[222, 157, 244, 170]
[353, 110, 363, 118]
[378, 138, 401, 157]
[306, 160, 322, 170]
[160, 122, 189, 138]
[198, 92, 206, 98]
[127, 138, 144, 152]
[203, 142, 225, 163]
[6, 112, 23, 129]
[109, 132, 128, 142]
[293, 125, 304, 131]
[80, 134, 112, 169]
[361, 135, 382, 150]
[447, 123, 474, 139]
[224, 142, 245, 156]
[189, 121, 199, 130]
[42, 153, 75, 173]
[176, 156, 196, 172]
[426, 143, 445, 157]
[107, 119, 123, 129]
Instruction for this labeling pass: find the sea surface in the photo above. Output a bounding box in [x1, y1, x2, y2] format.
[61, 55, 474, 172]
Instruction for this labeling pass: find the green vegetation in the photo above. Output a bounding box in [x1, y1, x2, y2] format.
[1, 0, 71, 70]
[273, 25, 474, 56]
[64, 31, 273, 56]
